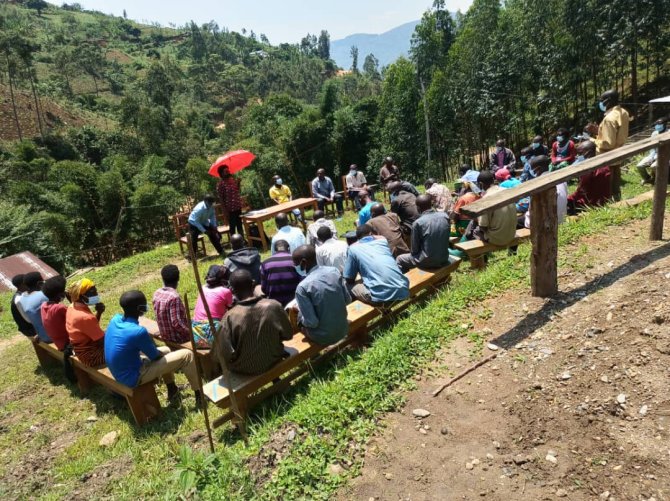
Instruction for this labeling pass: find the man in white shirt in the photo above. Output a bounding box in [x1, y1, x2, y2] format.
[271, 212, 306, 254]
[315, 226, 348, 274]
[345, 164, 371, 211]
[306, 210, 338, 247]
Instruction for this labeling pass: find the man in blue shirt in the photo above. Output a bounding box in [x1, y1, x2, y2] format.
[104, 290, 200, 403]
[271, 212, 306, 255]
[311, 169, 344, 217]
[344, 224, 410, 305]
[355, 190, 375, 226]
[293, 245, 350, 345]
[18, 272, 51, 342]
[188, 194, 224, 257]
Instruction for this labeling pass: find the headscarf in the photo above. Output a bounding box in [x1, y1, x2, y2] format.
[67, 278, 95, 303]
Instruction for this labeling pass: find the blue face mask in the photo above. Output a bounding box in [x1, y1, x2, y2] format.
[294, 264, 307, 277]
[582, 131, 591, 139]
[86, 295, 101, 305]
[531, 142, 540, 149]
[556, 135, 565, 143]
[655, 124, 665, 133]
[350, 170, 357, 176]
[520, 156, 527, 162]
[598, 101, 607, 112]
[575, 155, 586, 163]
[276, 178, 283, 186]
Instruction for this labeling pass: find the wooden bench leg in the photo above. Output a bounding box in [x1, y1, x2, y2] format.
[126, 383, 161, 426]
[32, 342, 59, 369]
[470, 255, 486, 269]
[74, 366, 95, 394]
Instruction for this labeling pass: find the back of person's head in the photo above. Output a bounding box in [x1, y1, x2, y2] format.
[532, 135, 543, 144]
[359, 190, 370, 202]
[370, 203, 385, 218]
[576, 140, 596, 157]
[275, 212, 289, 229]
[292, 244, 317, 270]
[11, 274, 25, 290]
[230, 233, 245, 250]
[120, 290, 148, 317]
[42, 275, 67, 302]
[387, 181, 402, 194]
[161, 264, 180, 286]
[356, 224, 373, 239]
[459, 164, 470, 176]
[24, 272, 43, 291]
[204, 194, 216, 206]
[477, 170, 495, 189]
[316, 225, 332, 243]
[530, 155, 550, 174]
[274, 239, 290, 253]
[205, 265, 225, 288]
[521, 146, 532, 157]
[229, 269, 254, 299]
[416, 194, 433, 213]
[313, 210, 325, 221]
[424, 178, 436, 189]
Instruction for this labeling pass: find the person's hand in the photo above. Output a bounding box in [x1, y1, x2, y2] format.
[95, 303, 106, 315]
[290, 303, 300, 313]
[585, 123, 599, 137]
[327, 198, 333, 203]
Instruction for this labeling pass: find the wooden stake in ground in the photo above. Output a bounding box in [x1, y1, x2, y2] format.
[186, 235, 248, 442]
[650, 141, 669, 241]
[530, 188, 558, 297]
[432, 352, 498, 397]
[183, 293, 215, 454]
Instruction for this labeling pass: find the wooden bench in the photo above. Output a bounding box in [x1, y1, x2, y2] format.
[32, 341, 160, 426]
[204, 300, 377, 426]
[454, 228, 531, 268]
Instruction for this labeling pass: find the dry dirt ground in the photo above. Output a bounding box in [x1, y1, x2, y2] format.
[341, 219, 670, 501]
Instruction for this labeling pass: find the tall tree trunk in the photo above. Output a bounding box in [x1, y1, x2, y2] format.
[6, 55, 22, 141]
[28, 69, 44, 139]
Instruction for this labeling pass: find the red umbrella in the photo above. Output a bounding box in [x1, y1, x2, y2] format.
[208, 150, 256, 177]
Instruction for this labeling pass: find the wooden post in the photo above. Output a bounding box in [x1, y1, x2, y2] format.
[649, 143, 669, 241]
[530, 188, 558, 297]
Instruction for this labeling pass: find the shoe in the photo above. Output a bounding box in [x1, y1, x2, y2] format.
[167, 383, 181, 403]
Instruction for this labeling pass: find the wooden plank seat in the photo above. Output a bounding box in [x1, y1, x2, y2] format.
[32, 341, 160, 426]
[204, 300, 378, 427]
[454, 228, 531, 267]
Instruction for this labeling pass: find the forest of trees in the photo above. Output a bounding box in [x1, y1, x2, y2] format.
[0, 0, 668, 272]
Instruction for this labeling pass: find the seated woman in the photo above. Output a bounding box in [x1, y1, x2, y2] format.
[192, 265, 234, 348]
[550, 127, 576, 170]
[65, 278, 106, 368]
[567, 140, 611, 214]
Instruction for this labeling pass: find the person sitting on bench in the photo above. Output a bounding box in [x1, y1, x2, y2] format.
[153, 265, 191, 344]
[550, 127, 576, 170]
[306, 210, 337, 247]
[293, 245, 351, 345]
[424, 178, 453, 213]
[105, 290, 200, 404]
[388, 181, 420, 235]
[66, 278, 106, 368]
[368, 203, 410, 258]
[346, 164, 372, 211]
[214, 269, 293, 375]
[192, 265, 233, 348]
[522, 156, 568, 229]
[10, 274, 36, 339]
[396, 195, 454, 273]
[271, 212, 305, 255]
[636, 118, 665, 185]
[343, 224, 410, 306]
[379, 156, 400, 186]
[41, 275, 70, 351]
[315, 226, 348, 273]
[467, 171, 517, 246]
[355, 190, 375, 226]
[451, 181, 481, 238]
[18, 272, 50, 343]
[260, 239, 304, 307]
[223, 234, 261, 285]
[311, 168, 344, 217]
[489, 139, 515, 173]
[188, 194, 225, 258]
[568, 140, 611, 214]
[269, 174, 303, 221]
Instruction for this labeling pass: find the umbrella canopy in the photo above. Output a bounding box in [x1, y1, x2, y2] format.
[208, 150, 256, 177]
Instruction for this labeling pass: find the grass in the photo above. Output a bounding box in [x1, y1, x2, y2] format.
[0, 166, 665, 499]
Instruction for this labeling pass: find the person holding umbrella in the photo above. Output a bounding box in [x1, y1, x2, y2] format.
[216, 165, 244, 237]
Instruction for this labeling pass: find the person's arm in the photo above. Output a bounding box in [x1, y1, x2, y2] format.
[136, 328, 162, 360]
[83, 313, 106, 341]
[208, 206, 217, 228]
[272, 303, 294, 340]
[504, 151, 516, 169]
[340, 277, 352, 305]
[171, 298, 192, 338]
[595, 118, 616, 152]
[565, 141, 576, 164]
[214, 316, 235, 364]
[260, 264, 268, 295]
[410, 222, 422, 258]
[551, 143, 559, 164]
[269, 188, 279, 204]
[286, 186, 293, 201]
[295, 286, 318, 329]
[328, 179, 335, 200]
[343, 253, 358, 287]
[312, 180, 326, 200]
[360, 173, 367, 187]
[188, 205, 207, 232]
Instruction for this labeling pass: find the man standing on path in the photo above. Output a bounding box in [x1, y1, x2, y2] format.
[593, 89, 630, 201]
[188, 194, 225, 258]
[217, 165, 244, 237]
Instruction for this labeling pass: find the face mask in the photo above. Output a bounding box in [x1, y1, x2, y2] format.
[576, 155, 585, 163]
[520, 156, 527, 162]
[556, 135, 565, 143]
[294, 264, 307, 278]
[496, 146, 503, 152]
[276, 178, 283, 186]
[655, 124, 664, 133]
[86, 295, 101, 305]
[531, 142, 540, 149]
[582, 132, 590, 139]
[138, 304, 149, 315]
[350, 170, 357, 176]
[598, 101, 607, 112]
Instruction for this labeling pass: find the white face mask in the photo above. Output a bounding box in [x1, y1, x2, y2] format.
[86, 295, 101, 305]
[276, 178, 283, 186]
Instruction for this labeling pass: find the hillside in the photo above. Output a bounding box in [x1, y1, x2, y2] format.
[331, 20, 419, 69]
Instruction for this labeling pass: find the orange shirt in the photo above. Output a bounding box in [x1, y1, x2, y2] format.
[453, 192, 481, 220]
[65, 302, 105, 348]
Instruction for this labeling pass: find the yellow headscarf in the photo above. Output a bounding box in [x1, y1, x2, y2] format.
[67, 278, 95, 303]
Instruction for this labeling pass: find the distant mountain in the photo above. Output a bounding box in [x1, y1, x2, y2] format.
[331, 20, 420, 70]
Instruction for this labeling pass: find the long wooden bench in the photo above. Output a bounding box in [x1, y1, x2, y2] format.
[203, 300, 378, 426]
[32, 341, 160, 426]
[454, 228, 531, 268]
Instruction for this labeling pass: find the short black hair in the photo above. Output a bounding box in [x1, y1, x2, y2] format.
[356, 224, 373, 239]
[316, 225, 332, 242]
[11, 274, 24, 289]
[274, 239, 290, 252]
[204, 194, 216, 204]
[42, 275, 66, 301]
[120, 290, 146, 315]
[275, 212, 289, 228]
[477, 170, 495, 187]
[161, 264, 180, 285]
[24, 272, 43, 289]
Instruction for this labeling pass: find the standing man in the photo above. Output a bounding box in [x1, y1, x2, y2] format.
[594, 89, 630, 201]
[217, 164, 244, 236]
[424, 178, 453, 212]
[271, 212, 306, 254]
[306, 210, 337, 247]
[312, 168, 344, 218]
[269, 174, 303, 221]
[188, 194, 225, 257]
[379, 156, 400, 186]
[293, 245, 351, 345]
[152, 265, 191, 345]
[345, 164, 371, 211]
[489, 139, 516, 173]
[368, 203, 410, 258]
[396, 195, 454, 273]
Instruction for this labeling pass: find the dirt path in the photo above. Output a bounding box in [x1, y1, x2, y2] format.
[341, 218, 670, 500]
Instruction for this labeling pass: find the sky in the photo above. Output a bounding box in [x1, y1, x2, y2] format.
[48, 0, 474, 44]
